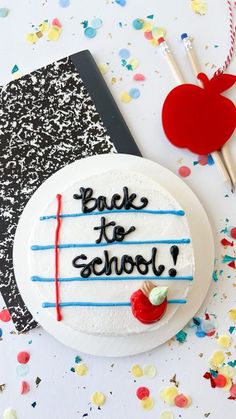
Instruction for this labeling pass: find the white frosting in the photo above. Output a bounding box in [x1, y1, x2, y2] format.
[29, 170, 194, 336]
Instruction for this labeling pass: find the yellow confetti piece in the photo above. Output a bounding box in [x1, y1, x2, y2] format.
[39, 21, 50, 32]
[98, 63, 109, 75]
[209, 351, 225, 367]
[222, 376, 232, 391]
[152, 27, 166, 39]
[143, 364, 157, 378]
[128, 58, 139, 70]
[219, 365, 236, 379]
[142, 21, 153, 32]
[229, 309, 236, 322]
[26, 33, 39, 44]
[149, 38, 159, 47]
[75, 363, 88, 376]
[160, 412, 174, 419]
[131, 364, 143, 377]
[140, 396, 155, 411]
[12, 72, 22, 80]
[36, 31, 43, 39]
[160, 387, 178, 405]
[191, 0, 207, 15]
[91, 391, 106, 406]
[3, 409, 17, 419]
[120, 91, 132, 103]
[186, 395, 192, 407]
[47, 26, 61, 41]
[217, 334, 232, 349]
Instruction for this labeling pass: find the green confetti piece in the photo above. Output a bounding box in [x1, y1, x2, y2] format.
[212, 271, 218, 282]
[175, 329, 187, 343]
[229, 326, 235, 334]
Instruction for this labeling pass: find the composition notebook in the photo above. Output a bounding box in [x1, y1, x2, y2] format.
[0, 49, 141, 332]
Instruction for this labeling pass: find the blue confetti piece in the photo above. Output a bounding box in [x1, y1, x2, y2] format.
[0, 8, 9, 18]
[16, 364, 30, 377]
[196, 329, 206, 338]
[212, 270, 218, 282]
[176, 329, 187, 343]
[132, 18, 144, 30]
[121, 59, 127, 67]
[81, 20, 88, 29]
[115, 0, 126, 6]
[11, 65, 19, 74]
[59, 0, 70, 7]
[228, 360, 236, 367]
[0, 328, 2, 338]
[70, 367, 75, 372]
[91, 18, 103, 29]
[84, 27, 97, 38]
[147, 14, 154, 19]
[75, 355, 82, 363]
[209, 369, 218, 378]
[207, 154, 215, 165]
[129, 88, 141, 99]
[119, 48, 130, 60]
[229, 326, 235, 334]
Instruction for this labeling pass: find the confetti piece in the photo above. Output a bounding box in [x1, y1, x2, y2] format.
[16, 365, 30, 377]
[212, 270, 218, 282]
[144, 31, 153, 40]
[219, 365, 235, 379]
[160, 412, 174, 419]
[140, 396, 155, 410]
[47, 26, 61, 41]
[128, 58, 139, 70]
[91, 391, 106, 406]
[142, 21, 153, 32]
[132, 18, 144, 30]
[160, 387, 178, 405]
[59, 0, 70, 7]
[91, 18, 103, 29]
[133, 73, 145, 81]
[175, 329, 187, 343]
[0, 8, 9, 18]
[174, 394, 188, 408]
[0, 384, 6, 392]
[221, 238, 233, 247]
[223, 376, 232, 391]
[230, 227, 236, 239]
[17, 351, 30, 364]
[3, 409, 17, 419]
[136, 387, 150, 400]
[214, 374, 227, 388]
[197, 155, 208, 165]
[20, 381, 30, 395]
[131, 364, 143, 377]
[129, 88, 140, 99]
[120, 91, 132, 103]
[230, 383, 236, 398]
[178, 166, 191, 177]
[52, 18, 62, 28]
[209, 351, 225, 367]
[26, 33, 39, 44]
[84, 27, 97, 38]
[115, 0, 126, 5]
[39, 21, 50, 32]
[0, 328, 2, 338]
[11, 65, 19, 74]
[98, 63, 109, 75]
[31, 402, 37, 408]
[229, 326, 235, 334]
[119, 48, 130, 60]
[75, 363, 88, 376]
[191, 0, 207, 15]
[152, 27, 166, 38]
[35, 377, 41, 387]
[75, 355, 82, 363]
[0, 309, 11, 322]
[217, 334, 232, 348]
[143, 364, 157, 378]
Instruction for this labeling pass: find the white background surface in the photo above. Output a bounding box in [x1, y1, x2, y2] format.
[0, 1, 236, 418]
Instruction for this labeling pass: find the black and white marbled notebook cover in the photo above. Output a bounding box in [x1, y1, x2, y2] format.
[0, 50, 140, 332]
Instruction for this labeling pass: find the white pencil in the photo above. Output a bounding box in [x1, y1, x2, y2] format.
[181, 33, 234, 191]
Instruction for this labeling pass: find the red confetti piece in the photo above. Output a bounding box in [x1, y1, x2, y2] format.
[178, 166, 191, 178]
[17, 351, 30, 364]
[0, 309, 11, 322]
[230, 383, 236, 398]
[136, 386, 150, 400]
[174, 393, 188, 407]
[20, 380, 30, 395]
[203, 372, 216, 388]
[198, 155, 208, 166]
[144, 31, 153, 40]
[228, 261, 236, 269]
[133, 73, 145, 81]
[205, 313, 210, 320]
[221, 238, 233, 247]
[214, 374, 227, 388]
[52, 18, 62, 28]
[230, 227, 236, 240]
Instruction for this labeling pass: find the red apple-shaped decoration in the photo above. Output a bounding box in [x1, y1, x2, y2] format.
[130, 289, 167, 324]
[162, 73, 236, 155]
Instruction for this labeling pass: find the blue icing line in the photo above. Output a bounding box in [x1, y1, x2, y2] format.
[31, 238, 191, 251]
[31, 275, 193, 282]
[40, 208, 185, 220]
[42, 299, 187, 308]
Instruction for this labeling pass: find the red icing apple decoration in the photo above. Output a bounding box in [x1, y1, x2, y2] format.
[162, 73, 236, 155]
[130, 282, 167, 324]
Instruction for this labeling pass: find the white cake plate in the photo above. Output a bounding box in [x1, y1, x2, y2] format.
[13, 154, 214, 357]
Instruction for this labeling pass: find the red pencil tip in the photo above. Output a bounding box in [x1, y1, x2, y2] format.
[158, 37, 165, 45]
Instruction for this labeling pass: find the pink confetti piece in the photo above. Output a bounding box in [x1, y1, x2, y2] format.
[17, 351, 30, 364]
[20, 380, 30, 395]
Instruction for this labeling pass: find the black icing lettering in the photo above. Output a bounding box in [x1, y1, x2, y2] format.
[94, 217, 135, 244]
[73, 187, 97, 213]
[168, 268, 177, 277]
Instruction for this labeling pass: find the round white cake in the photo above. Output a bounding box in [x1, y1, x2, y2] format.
[29, 170, 194, 336]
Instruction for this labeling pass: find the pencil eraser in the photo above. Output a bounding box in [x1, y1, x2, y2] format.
[181, 33, 188, 40]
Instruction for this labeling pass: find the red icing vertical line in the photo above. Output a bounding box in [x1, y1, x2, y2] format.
[55, 194, 62, 321]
